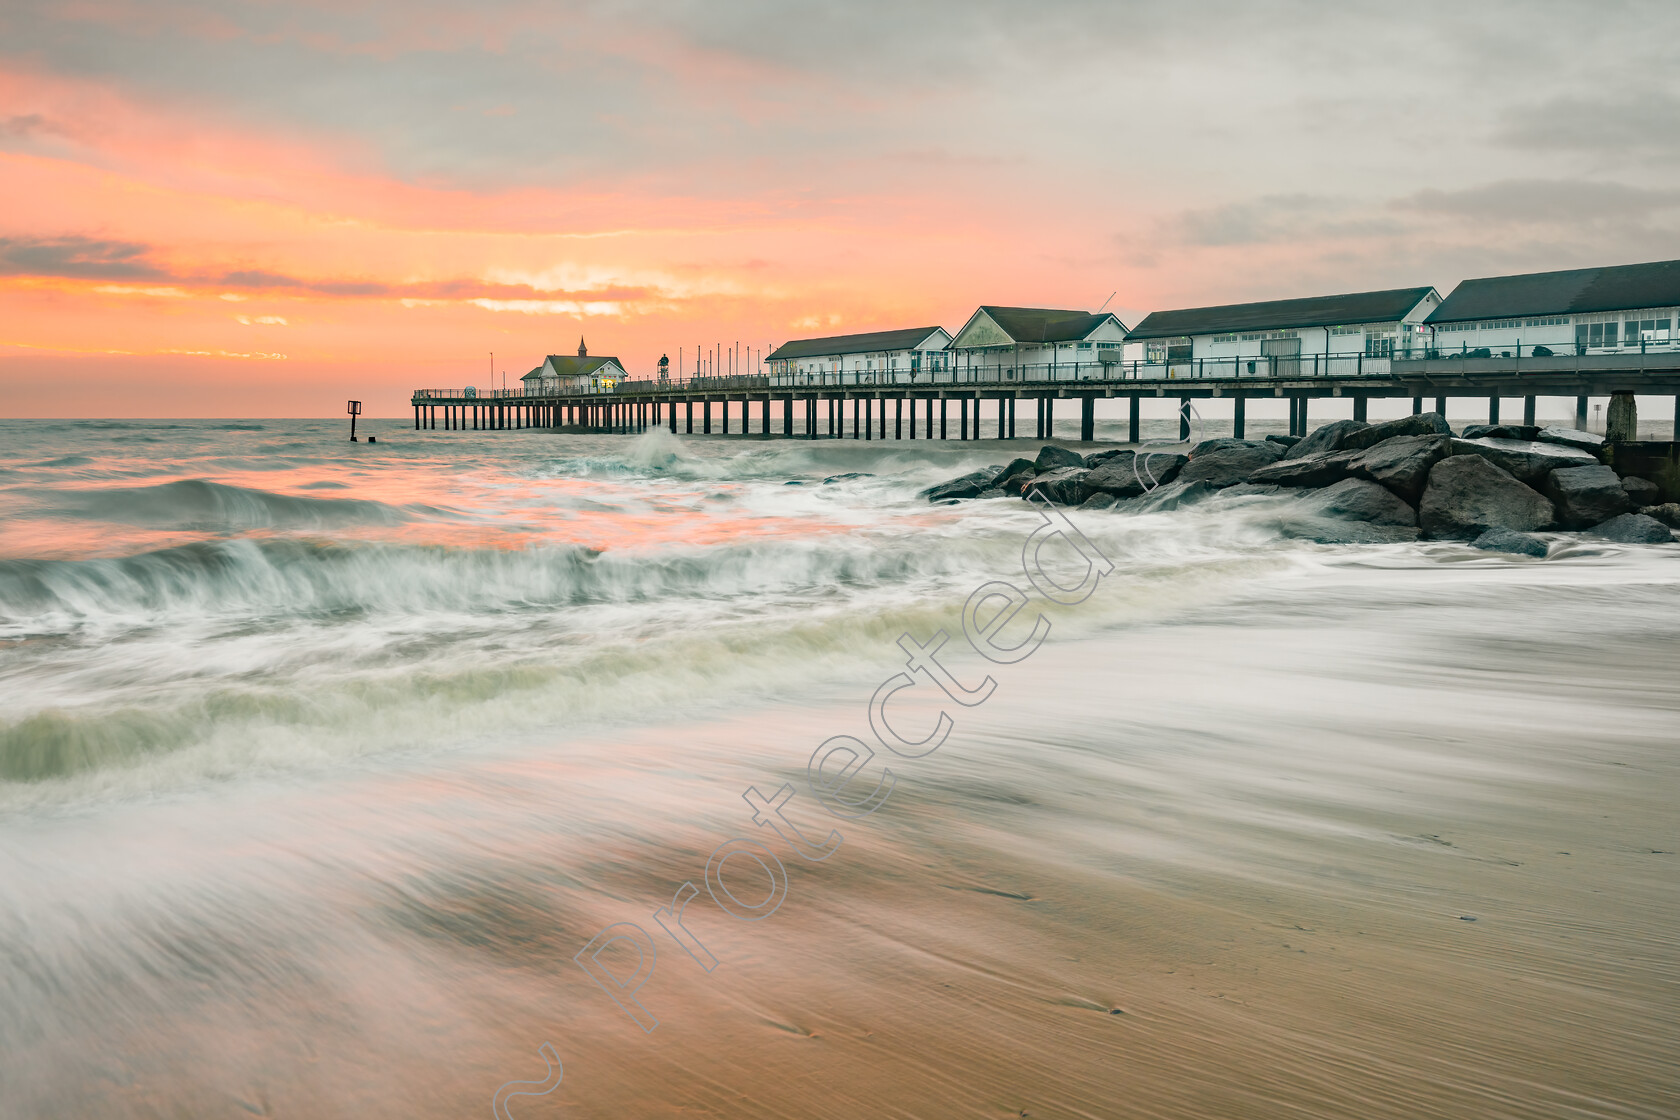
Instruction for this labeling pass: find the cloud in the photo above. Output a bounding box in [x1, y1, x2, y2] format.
[0, 235, 165, 279]
[1393, 179, 1680, 224]
[1168, 195, 1403, 247]
[1496, 91, 1680, 158]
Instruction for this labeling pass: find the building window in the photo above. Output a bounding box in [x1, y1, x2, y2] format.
[1210, 333, 1238, 343]
[1524, 316, 1568, 327]
[1578, 322, 1620, 348]
[1365, 335, 1395, 358]
[1165, 336, 1192, 361]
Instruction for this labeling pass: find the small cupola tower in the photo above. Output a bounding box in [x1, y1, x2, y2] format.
[577, 337, 588, 358]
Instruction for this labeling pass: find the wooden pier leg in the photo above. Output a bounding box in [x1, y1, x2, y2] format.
[909, 398, 917, 439]
[1576, 396, 1588, 429]
[1233, 396, 1246, 439]
[1412, 396, 1423, 415]
[960, 397, 969, 440]
[1178, 398, 1191, 441]
[1298, 397, 1309, 435]
[1045, 397, 1054, 439]
[1488, 396, 1500, 425]
[414, 405, 420, 431]
[864, 397, 873, 441]
[1353, 397, 1368, 422]
[1035, 397, 1043, 439]
[896, 397, 903, 439]
[703, 399, 711, 434]
[940, 398, 948, 439]
[1436, 395, 1448, 419]
[1523, 396, 1536, 427]
[1008, 397, 1016, 438]
[1129, 395, 1140, 443]
[1673, 395, 1679, 441]
[1080, 396, 1095, 442]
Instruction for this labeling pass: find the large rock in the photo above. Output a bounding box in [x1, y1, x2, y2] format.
[1085, 451, 1185, 497]
[1079, 492, 1119, 511]
[1189, 437, 1268, 458]
[1448, 437, 1599, 487]
[1419, 455, 1554, 539]
[1622, 476, 1661, 506]
[1022, 466, 1090, 505]
[1296, 478, 1418, 526]
[1462, 423, 1540, 441]
[1033, 444, 1086, 472]
[920, 466, 1003, 502]
[1179, 441, 1286, 487]
[1283, 419, 1370, 460]
[1120, 478, 1214, 514]
[1346, 434, 1451, 505]
[995, 457, 1038, 495]
[1536, 427, 1606, 454]
[1265, 434, 1302, 448]
[1248, 450, 1357, 488]
[1544, 464, 1632, 529]
[1589, 513, 1675, 543]
[1642, 503, 1680, 529]
[1340, 412, 1452, 451]
[1472, 529, 1549, 557]
[1084, 449, 1127, 468]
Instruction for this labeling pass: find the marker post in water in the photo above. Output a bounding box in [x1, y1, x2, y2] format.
[347, 399, 362, 442]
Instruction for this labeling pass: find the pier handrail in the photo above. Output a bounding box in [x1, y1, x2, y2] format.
[414, 340, 1680, 402]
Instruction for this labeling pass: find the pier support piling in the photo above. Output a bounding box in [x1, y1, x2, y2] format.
[1523, 395, 1536, 427]
[1488, 396, 1500, 425]
[1080, 396, 1095, 442]
[1129, 396, 1140, 444]
[1353, 397, 1368, 422]
[1178, 398, 1191, 442]
[1233, 396, 1246, 439]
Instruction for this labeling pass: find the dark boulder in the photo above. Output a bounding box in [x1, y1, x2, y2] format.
[1277, 519, 1421, 544]
[1448, 437, 1599, 486]
[1419, 455, 1554, 539]
[1296, 478, 1418, 526]
[1033, 444, 1086, 472]
[1079, 492, 1119, 511]
[919, 466, 1003, 502]
[1535, 427, 1606, 454]
[995, 457, 1038, 495]
[1084, 449, 1128, 468]
[1642, 502, 1680, 529]
[977, 488, 1008, 499]
[1189, 437, 1270, 458]
[1589, 513, 1675, 543]
[1179, 441, 1286, 487]
[1085, 451, 1185, 497]
[1461, 423, 1541, 441]
[1544, 464, 1632, 529]
[1265, 434, 1302, 448]
[1022, 466, 1090, 505]
[824, 472, 875, 484]
[1248, 449, 1357, 488]
[1121, 478, 1214, 514]
[1472, 529, 1549, 557]
[1283, 418, 1370, 460]
[1622, 476, 1661, 506]
[1340, 412, 1452, 452]
[1346, 434, 1451, 505]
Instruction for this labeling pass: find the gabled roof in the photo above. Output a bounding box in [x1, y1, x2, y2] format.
[767, 327, 949, 361]
[1427, 259, 1680, 324]
[1128, 287, 1438, 340]
[524, 354, 621, 380]
[956, 306, 1125, 346]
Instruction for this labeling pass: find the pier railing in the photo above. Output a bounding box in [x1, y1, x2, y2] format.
[414, 341, 1680, 402]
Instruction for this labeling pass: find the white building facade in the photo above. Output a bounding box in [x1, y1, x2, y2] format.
[520, 340, 626, 394]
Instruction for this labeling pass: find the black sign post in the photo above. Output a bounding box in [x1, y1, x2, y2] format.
[347, 399, 362, 442]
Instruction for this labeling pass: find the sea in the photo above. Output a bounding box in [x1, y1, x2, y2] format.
[1, 416, 1677, 1119]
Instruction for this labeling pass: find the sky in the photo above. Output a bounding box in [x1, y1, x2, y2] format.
[3, 0, 1680, 416]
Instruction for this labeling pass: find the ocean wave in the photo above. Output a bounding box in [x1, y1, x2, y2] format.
[34, 479, 427, 531]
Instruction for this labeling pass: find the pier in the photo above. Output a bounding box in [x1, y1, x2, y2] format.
[413, 351, 1680, 442]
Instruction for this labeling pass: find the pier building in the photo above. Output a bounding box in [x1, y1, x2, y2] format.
[1126, 287, 1440, 379]
[766, 327, 952, 385]
[948, 306, 1128, 381]
[520, 339, 626, 394]
[1426, 259, 1680, 359]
